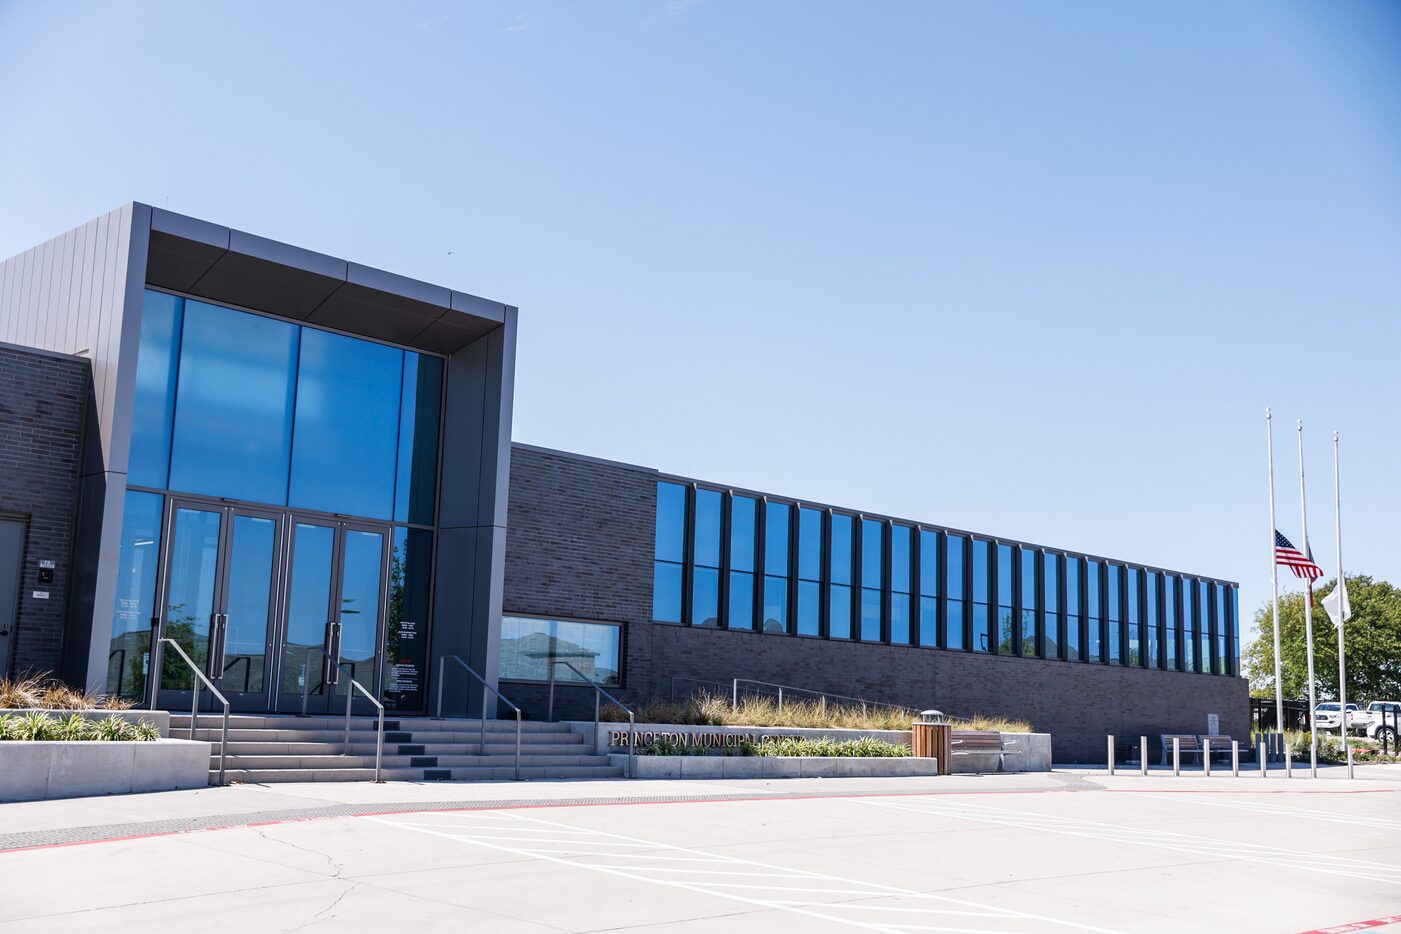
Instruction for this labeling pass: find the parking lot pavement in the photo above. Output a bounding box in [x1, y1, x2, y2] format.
[4, 768, 1401, 933]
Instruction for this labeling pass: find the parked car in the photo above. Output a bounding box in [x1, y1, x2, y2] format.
[1362, 701, 1401, 742]
[1315, 702, 1361, 731]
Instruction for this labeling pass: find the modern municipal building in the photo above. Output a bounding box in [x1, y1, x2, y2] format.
[0, 205, 1247, 761]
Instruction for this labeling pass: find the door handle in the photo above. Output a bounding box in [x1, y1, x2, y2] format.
[214, 614, 229, 677]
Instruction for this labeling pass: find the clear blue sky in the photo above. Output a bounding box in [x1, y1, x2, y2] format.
[3, 1, 1399, 645]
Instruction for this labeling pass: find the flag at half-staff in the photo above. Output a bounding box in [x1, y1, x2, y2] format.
[1275, 529, 1324, 602]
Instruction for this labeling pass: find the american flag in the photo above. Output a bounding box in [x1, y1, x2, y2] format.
[1275, 530, 1324, 580]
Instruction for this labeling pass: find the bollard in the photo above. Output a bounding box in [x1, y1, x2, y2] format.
[1285, 742, 1292, 778]
[1259, 738, 1267, 778]
[1140, 736, 1148, 776]
[1107, 735, 1115, 775]
[1172, 737, 1180, 777]
[1232, 740, 1240, 777]
[1204, 741, 1211, 778]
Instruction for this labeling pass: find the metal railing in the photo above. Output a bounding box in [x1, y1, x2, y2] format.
[435, 655, 523, 781]
[300, 647, 385, 783]
[730, 679, 916, 716]
[158, 638, 229, 785]
[547, 661, 635, 779]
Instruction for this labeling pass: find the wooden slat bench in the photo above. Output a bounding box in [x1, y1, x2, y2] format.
[1200, 735, 1238, 762]
[950, 730, 1022, 771]
[1159, 734, 1202, 766]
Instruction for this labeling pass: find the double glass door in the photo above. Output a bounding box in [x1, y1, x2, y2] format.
[156, 501, 389, 713]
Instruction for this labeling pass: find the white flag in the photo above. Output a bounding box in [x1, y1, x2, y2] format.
[1322, 578, 1351, 629]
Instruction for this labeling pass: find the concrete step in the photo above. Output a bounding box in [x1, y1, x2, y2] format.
[220, 764, 625, 783]
[169, 715, 574, 734]
[183, 728, 587, 745]
[210, 741, 589, 757]
[211, 753, 614, 769]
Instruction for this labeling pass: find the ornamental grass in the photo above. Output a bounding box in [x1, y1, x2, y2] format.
[0, 674, 134, 711]
[604, 691, 1032, 733]
[0, 711, 159, 742]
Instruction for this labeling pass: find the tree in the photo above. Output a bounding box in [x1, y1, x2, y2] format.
[1243, 576, 1401, 702]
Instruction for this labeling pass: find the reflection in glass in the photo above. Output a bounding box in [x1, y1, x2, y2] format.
[797, 580, 820, 636]
[891, 593, 910, 644]
[763, 576, 788, 633]
[1087, 560, 1102, 662]
[997, 544, 1013, 654]
[221, 515, 276, 693]
[168, 300, 298, 505]
[729, 571, 754, 629]
[655, 483, 686, 562]
[290, 330, 402, 520]
[694, 490, 722, 569]
[1183, 579, 1196, 671]
[919, 595, 938, 647]
[947, 535, 966, 649]
[653, 563, 683, 623]
[862, 520, 884, 589]
[730, 497, 756, 571]
[830, 514, 854, 585]
[765, 502, 790, 576]
[1065, 555, 1081, 661]
[1020, 548, 1037, 656]
[1200, 582, 1212, 674]
[281, 523, 335, 699]
[920, 530, 939, 597]
[798, 509, 822, 582]
[499, 616, 620, 684]
[1165, 575, 1178, 669]
[947, 599, 965, 650]
[1107, 565, 1122, 665]
[861, 588, 882, 642]
[830, 584, 852, 639]
[1043, 553, 1059, 659]
[1146, 572, 1160, 669]
[891, 526, 911, 594]
[106, 491, 164, 699]
[385, 527, 433, 710]
[162, 507, 222, 690]
[129, 291, 182, 488]
[692, 566, 720, 627]
[394, 354, 443, 524]
[1126, 568, 1140, 666]
[336, 529, 385, 693]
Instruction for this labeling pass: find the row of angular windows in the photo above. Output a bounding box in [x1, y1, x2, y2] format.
[653, 481, 1239, 675]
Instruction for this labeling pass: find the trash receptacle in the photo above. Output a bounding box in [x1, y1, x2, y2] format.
[912, 710, 952, 775]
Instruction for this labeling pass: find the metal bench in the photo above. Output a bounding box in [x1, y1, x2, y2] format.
[1200, 735, 1238, 763]
[950, 730, 1022, 771]
[1159, 733, 1202, 766]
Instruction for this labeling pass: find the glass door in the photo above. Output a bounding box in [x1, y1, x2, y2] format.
[157, 502, 281, 712]
[276, 518, 389, 713]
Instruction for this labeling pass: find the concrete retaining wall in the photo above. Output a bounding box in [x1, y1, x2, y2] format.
[0, 739, 209, 802]
[2, 709, 172, 736]
[612, 754, 943, 780]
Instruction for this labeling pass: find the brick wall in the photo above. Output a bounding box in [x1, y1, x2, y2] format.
[0, 344, 88, 678]
[499, 443, 1249, 759]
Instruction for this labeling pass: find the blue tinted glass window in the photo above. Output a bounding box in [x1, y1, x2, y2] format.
[798, 508, 822, 581]
[1165, 575, 1178, 669]
[500, 617, 621, 685]
[1021, 548, 1038, 656]
[289, 328, 403, 520]
[860, 588, 882, 641]
[1126, 568, 1140, 624]
[1146, 571, 1160, 669]
[1200, 582, 1212, 673]
[829, 584, 852, 639]
[918, 595, 938, 646]
[763, 576, 788, 633]
[1107, 566, 1122, 622]
[728, 571, 754, 629]
[971, 540, 989, 603]
[1044, 553, 1059, 612]
[830, 514, 853, 585]
[1086, 560, 1102, 662]
[386, 527, 433, 711]
[1182, 579, 1196, 670]
[105, 491, 164, 699]
[765, 502, 790, 576]
[920, 531, 938, 596]
[797, 580, 820, 636]
[655, 483, 686, 562]
[168, 300, 298, 505]
[947, 599, 965, 650]
[947, 535, 965, 599]
[891, 526, 911, 593]
[394, 353, 443, 524]
[693, 489, 722, 568]
[891, 593, 910, 644]
[1065, 556, 1080, 614]
[730, 496, 756, 572]
[653, 563, 683, 623]
[972, 602, 990, 652]
[129, 291, 182, 488]
[997, 544, 1014, 605]
[861, 520, 884, 589]
[692, 566, 720, 627]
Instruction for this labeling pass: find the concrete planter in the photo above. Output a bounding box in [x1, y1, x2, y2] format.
[0, 708, 171, 736]
[0, 739, 209, 802]
[576, 721, 1053, 774]
[611, 754, 942, 780]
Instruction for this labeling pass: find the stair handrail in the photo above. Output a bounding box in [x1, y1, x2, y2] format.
[731, 678, 917, 716]
[435, 655, 523, 781]
[159, 637, 229, 786]
[547, 661, 635, 779]
[302, 647, 384, 783]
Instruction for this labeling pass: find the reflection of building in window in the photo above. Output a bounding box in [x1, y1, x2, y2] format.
[499, 615, 621, 685]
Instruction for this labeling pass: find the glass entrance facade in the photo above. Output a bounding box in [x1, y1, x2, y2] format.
[106, 289, 443, 712]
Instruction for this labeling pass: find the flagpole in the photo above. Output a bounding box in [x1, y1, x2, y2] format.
[1298, 421, 1318, 777]
[1333, 431, 1353, 779]
[1267, 409, 1284, 733]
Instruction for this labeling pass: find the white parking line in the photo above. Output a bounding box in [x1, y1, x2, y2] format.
[854, 797, 1401, 886]
[1139, 793, 1401, 830]
[369, 808, 1124, 934]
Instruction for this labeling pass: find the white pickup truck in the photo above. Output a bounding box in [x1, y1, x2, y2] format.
[1359, 701, 1401, 742]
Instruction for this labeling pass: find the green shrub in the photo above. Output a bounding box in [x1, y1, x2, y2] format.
[0, 711, 159, 742]
[752, 736, 911, 758]
[636, 737, 709, 756]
